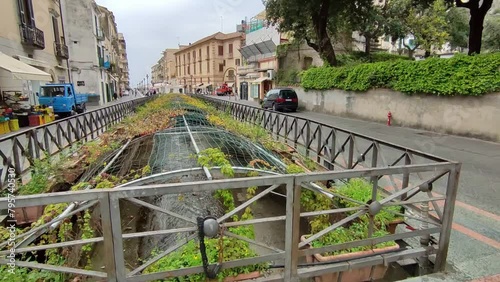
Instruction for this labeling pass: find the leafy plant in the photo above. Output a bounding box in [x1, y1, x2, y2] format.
[301, 52, 500, 96]
[334, 179, 402, 226]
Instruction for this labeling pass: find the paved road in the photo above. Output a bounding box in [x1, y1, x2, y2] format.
[210, 95, 500, 281]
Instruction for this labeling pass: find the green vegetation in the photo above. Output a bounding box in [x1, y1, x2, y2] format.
[144, 148, 267, 281]
[301, 52, 500, 96]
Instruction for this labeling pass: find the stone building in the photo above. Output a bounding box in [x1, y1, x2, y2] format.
[0, 0, 69, 106]
[175, 32, 244, 94]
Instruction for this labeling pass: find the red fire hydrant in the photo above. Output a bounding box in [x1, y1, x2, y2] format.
[387, 111, 392, 126]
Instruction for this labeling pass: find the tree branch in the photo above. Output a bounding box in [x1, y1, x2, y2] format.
[305, 37, 319, 51]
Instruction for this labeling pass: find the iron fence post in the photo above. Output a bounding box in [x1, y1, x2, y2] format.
[419, 201, 430, 275]
[348, 135, 354, 169]
[100, 192, 126, 281]
[316, 125, 322, 163]
[284, 178, 301, 282]
[305, 121, 311, 158]
[434, 164, 461, 272]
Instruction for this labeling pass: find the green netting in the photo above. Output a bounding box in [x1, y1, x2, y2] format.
[95, 96, 286, 180]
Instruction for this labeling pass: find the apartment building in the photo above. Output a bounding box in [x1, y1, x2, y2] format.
[151, 62, 162, 85]
[62, 0, 110, 104]
[237, 11, 281, 101]
[175, 32, 244, 94]
[98, 5, 121, 98]
[162, 48, 177, 85]
[0, 0, 69, 105]
[117, 33, 130, 92]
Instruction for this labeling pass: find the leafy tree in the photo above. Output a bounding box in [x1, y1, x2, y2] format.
[265, 0, 351, 66]
[453, 0, 494, 54]
[349, 0, 387, 55]
[482, 14, 500, 51]
[385, 0, 449, 58]
[446, 7, 469, 49]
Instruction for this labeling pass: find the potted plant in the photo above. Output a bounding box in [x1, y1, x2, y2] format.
[301, 222, 399, 282]
[334, 179, 404, 234]
[299, 178, 403, 282]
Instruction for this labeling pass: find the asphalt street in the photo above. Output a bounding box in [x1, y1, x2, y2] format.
[209, 95, 500, 281]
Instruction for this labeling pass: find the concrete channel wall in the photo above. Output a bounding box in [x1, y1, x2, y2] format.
[293, 87, 500, 142]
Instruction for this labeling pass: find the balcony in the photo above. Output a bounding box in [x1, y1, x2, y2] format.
[55, 42, 69, 59]
[96, 29, 105, 41]
[20, 24, 45, 49]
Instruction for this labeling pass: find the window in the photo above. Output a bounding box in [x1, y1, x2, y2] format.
[193, 50, 196, 61]
[219, 64, 224, 72]
[207, 46, 210, 59]
[207, 61, 210, 73]
[188, 66, 190, 75]
[229, 44, 233, 54]
[183, 54, 185, 64]
[194, 62, 196, 74]
[200, 62, 202, 74]
[235, 59, 240, 66]
[18, 0, 35, 26]
[199, 49, 202, 58]
[52, 16, 60, 43]
[94, 15, 99, 35]
[218, 46, 223, 56]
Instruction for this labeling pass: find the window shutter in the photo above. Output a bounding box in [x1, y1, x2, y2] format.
[17, 0, 26, 25]
[27, 0, 35, 26]
[52, 16, 60, 43]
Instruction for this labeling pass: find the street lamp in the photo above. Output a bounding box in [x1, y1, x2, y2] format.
[146, 74, 149, 90]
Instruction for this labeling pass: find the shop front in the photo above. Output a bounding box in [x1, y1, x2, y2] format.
[0, 51, 53, 134]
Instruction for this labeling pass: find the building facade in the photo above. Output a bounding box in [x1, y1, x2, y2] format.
[117, 33, 129, 92]
[237, 11, 282, 101]
[98, 5, 121, 98]
[0, 0, 69, 105]
[175, 32, 244, 94]
[62, 0, 110, 105]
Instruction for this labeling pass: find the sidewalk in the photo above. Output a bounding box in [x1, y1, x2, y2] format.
[209, 95, 500, 281]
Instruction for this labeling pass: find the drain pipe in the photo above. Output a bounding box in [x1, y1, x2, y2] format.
[182, 115, 213, 180]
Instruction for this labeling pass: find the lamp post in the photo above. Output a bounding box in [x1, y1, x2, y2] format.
[146, 74, 149, 90]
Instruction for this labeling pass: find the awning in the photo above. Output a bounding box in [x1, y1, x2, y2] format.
[16, 55, 49, 68]
[0, 51, 52, 81]
[251, 77, 271, 84]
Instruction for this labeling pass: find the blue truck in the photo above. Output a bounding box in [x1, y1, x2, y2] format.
[38, 83, 88, 117]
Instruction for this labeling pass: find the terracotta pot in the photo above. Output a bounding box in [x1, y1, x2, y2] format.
[386, 218, 404, 234]
[14, 205, 45, 225]
[300, 235, 399, 282]
[217, 271, 261, 282]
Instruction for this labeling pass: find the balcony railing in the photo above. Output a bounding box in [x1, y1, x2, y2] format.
[55, 42, 69, 59]
[20, 24, 45, 49]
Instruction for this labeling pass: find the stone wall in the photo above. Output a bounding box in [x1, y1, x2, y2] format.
[294, 87, 500, 142]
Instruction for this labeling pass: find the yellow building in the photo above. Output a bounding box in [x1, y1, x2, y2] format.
[175, 32, 244, 94]
[0, 0, 69, 105]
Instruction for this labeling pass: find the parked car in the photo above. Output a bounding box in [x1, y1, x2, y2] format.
[262, 88, 298, 112]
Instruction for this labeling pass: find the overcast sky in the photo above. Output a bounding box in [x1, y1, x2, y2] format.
[95, 0, 265, 86]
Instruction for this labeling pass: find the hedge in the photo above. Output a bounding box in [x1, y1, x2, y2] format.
[301, 52, 500, 96]
[337, 51, 412, 66]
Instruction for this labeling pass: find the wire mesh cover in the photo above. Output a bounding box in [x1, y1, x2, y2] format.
[98, 96, 287, 260]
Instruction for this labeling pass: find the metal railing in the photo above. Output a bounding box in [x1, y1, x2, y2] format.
[0, 96, 154, 187]
[0, 95, 461, 281]
[0, 162, 460, 281]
